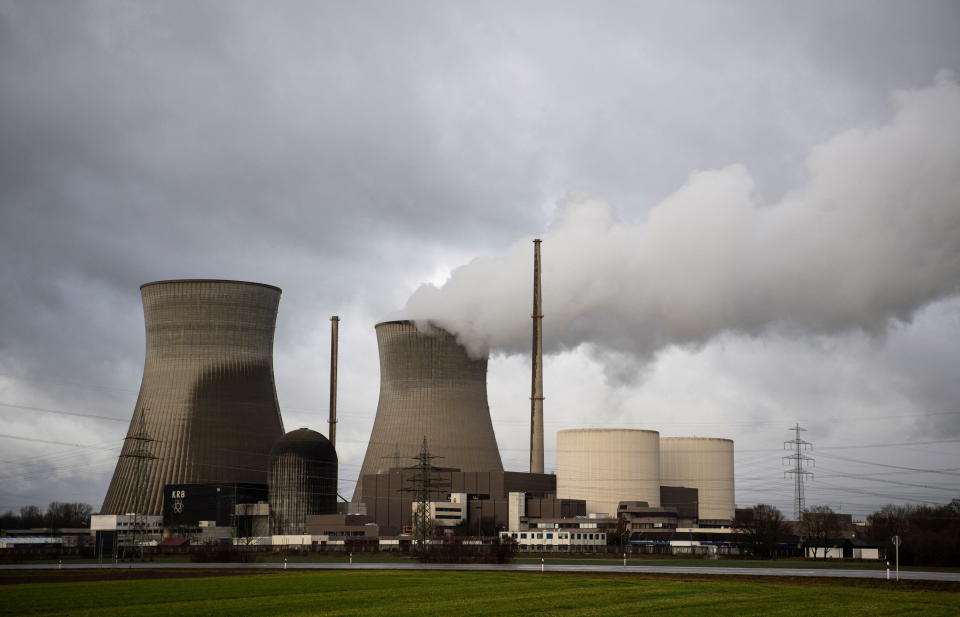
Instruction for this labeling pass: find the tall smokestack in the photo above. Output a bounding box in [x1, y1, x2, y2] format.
[329, 315, 339, 450]
[530, 238, 544, 474]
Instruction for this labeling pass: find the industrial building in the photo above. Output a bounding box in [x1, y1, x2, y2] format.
[556, 429, 662, 515]
[101, 280, 286, 516]
[90, 514, 164, 555]
[659, 437, 735, 525]
[356, 468, 582, 535]
[351, 320, 504, 503]
[162, 482, 268, 529]
[86, 265, 743, 552]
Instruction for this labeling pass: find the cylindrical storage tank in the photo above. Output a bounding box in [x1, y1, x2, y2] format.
[556, 429, 660, 516]
[269, 428, 338, 535]
[101, 280, 286, 515]
[352, 320, 503, 502]
[659, 437, 735, 523]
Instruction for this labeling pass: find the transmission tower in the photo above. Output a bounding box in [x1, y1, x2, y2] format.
[401, 437, 448, 548]
[119, 407, 157, 559]
[783, 423, 814, 520]
[383, 443, 403, 471]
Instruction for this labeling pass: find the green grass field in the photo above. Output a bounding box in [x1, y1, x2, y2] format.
[2, 570, 958, 617]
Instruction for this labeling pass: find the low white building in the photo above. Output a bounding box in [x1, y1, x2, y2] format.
[500, 530, 606, 551]
[412, 493, 467, 527]
[0, 537, 63, 549]
[271, 534, 328, 546]
[90, 514, 163, 547]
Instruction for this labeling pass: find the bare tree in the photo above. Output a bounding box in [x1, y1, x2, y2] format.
[735, 504, 786, 558]
[45, 502, 93, 530]
[802, 505, 839, 561]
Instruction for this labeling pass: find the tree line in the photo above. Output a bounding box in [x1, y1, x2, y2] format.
[735, 497, 960, 567]
[0, 502, 93, 530]
[865, 499, 960, 567]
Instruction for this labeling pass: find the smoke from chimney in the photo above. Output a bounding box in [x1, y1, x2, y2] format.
[399, 74, 960, 380]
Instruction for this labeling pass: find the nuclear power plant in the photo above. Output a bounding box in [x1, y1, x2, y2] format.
[556, 429, 662, 515]
[659, 437, 735, 524]
[100, 279, 286, 516]
[91, 243, 739, 554]
[269, 428, 338, 535]
[351, 320, 504, 502]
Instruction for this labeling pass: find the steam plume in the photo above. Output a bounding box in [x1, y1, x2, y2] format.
[402, 73, 960, 371]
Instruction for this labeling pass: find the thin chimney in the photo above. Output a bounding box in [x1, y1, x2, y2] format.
[530, 239, 544, 474]
[329, 315, 340, 449]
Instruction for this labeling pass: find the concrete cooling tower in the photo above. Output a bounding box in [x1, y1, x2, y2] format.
[659, 437, 735, 523]
[100, 279, 286, 516]
[556, 429, 661, 516]
[352, 320, 503, 503]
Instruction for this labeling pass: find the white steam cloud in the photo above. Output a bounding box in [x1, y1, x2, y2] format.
[401, 73, 960, 372]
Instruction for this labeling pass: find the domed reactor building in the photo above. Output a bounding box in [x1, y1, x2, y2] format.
[269, 428, 338, 534]
[352, 320, 503, 505]
[100, 279, 286, 516]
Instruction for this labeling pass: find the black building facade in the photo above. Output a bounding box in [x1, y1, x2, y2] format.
[162, 482, 267, 529]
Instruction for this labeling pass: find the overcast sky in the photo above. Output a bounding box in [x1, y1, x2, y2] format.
[1, 1, 959, 520]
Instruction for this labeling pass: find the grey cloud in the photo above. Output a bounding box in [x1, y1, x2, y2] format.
[1, 0, 958, 512]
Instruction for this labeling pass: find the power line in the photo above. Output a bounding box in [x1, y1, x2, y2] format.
[0, 402, 128, 423]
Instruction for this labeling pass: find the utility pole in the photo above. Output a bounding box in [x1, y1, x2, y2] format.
[783, 424, 814, 521]
[119, 407, 157, 560]
[401, 437, 448, 549]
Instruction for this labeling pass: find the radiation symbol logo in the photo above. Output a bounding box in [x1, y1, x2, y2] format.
[173, 500, 184, 513]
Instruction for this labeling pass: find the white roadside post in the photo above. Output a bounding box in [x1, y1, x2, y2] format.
[623, 553, 627, 567]
[350, 552, 353, 566]
[886, 561, 890, 581]
[892, 535, 901, 582]
[541, 557, 544, 573]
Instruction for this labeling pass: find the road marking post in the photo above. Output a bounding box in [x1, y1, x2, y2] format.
[892, 535, 901, 582]
[541, 557, 544, 573]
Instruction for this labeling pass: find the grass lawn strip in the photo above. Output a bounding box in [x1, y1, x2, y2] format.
[1, 571, 958, 617]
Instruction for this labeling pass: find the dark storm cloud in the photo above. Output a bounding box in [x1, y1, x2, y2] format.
[1, 0, 958, 512]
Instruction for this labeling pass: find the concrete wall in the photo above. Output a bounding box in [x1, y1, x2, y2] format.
[556, 429, 661, 515]
[659, 437, 735, 522]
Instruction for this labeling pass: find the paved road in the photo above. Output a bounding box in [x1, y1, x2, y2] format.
[5, 561, 959, 582]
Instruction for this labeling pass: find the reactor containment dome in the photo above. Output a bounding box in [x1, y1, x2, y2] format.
[100, 279, 286, 516]
[659, 437, 735, 523]
[556, 428, 661, 516]
[269, 428, 338, 535]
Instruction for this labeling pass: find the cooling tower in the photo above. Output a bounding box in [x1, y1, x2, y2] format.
[556, 429, 660, 516]
[351, 320, 503, 503]
[269, 428, 338, 534]
[659, 437, 735, 523]
[100, 279, 286, 516]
